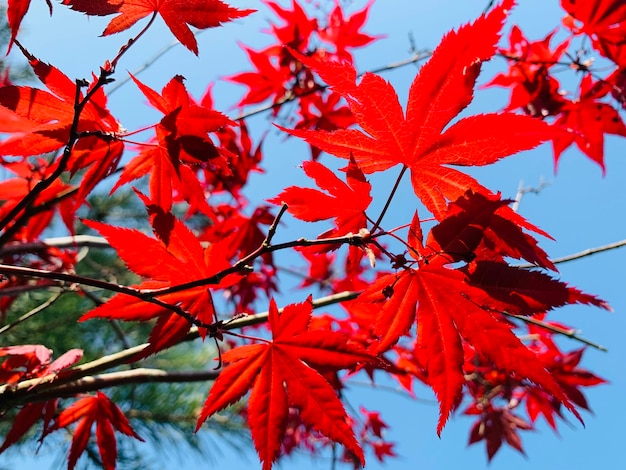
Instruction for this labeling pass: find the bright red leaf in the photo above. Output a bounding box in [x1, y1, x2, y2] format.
[48, 392, 143, 470]
[81, 200, 240, 356]
[197, 297, 374, 470]
[280, 0, 557, 219]
[268, 158, 372, 239]
[483, 25, 570, 117]
[63, 0, 254, 55]
[317, 0, 382, 61]
[113, 74, 234, 215]
[552, 74, 626, 172]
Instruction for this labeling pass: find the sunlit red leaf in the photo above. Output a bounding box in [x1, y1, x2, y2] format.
[63, 0, 254, 55]
[280, 1, 556, 219]
[197, 297, 374, 469]
[48, 392, 143, 470]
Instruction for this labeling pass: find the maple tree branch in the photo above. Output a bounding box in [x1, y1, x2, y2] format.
[516, 239, 626, 268]
[0, 235, 111, 257]
[0, 263, 202, 328]
[0, 368, 220, 409]
[501, 312, 607, 351]
[109, 12, 159, 70]
[143, 233, 371, 298]
[0, 291, 360, 408]
[264, 203, 289, 247]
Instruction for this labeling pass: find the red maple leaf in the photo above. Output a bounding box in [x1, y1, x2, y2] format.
[356, 191, 608, 433]
[561, 0, 626, 44]
[0, 346, 82, 454]
[47, 392, 143, 470]
[467, 406, 532, 461]
[62, 0, 254, 55]
[196, 297, 374, 470]
[279, 0, 556, 219]
[80, 200, 239, 356]
[226, 45, 292, 108]
[263, 0, 318, 51]
[0, 53, 124, 210]
[6, 0, 54, 52]
[484, 25, 570, 117]
[112, 74, 234, 214]
[268, 158, 372, 239]
[552, 74, 626, 172]
[317, 0, 382, 61]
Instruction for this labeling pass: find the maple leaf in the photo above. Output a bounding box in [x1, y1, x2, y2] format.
[483, 25, 570, 117]
[0, 53, 124, 212]
[112, 74, 234, 214]
[279, 0, 557, 220]
[560, 0, 626, 44]
[0, 346, 82, 454]
[467, 406, 532, 461]
[62, 0, 254, 55]
[197, 297, 374, 470]
[268, 158, 372, 239]
[0, 400, 58, 454]
[263, 0, 318, 51]
[356, 191, 609, 433]
[47, 392, 143, 470]
[226, 45, 292, 108]
[552, 74, 626, 172]
[80, 200, 239, 356]
[317, 0, 382, 61]
[6, 0, 53, 52]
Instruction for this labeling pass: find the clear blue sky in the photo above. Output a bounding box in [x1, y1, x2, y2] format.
[2, 1, 625, 469]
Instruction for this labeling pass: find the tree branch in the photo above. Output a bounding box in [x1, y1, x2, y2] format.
[0, 291, 360, 408]
[0, 368, 220, 409]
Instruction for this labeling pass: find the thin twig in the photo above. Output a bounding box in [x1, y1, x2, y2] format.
[501, 311, 607, 351]
[516, 239, 626, 268]
[0, 235, 111, 256]
[0, 291, 64, 335]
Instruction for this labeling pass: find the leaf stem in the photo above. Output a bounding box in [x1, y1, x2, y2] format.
[370, 165, 408, 234]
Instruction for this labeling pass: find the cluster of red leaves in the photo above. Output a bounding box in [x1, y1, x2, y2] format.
[464, 330, 605, 460]
[227, 0, 380, 159]
[486, 0, 626, 172]
[0, 1, 620, 469]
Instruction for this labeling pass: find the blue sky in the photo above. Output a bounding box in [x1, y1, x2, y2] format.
[2, 1, 625, 469]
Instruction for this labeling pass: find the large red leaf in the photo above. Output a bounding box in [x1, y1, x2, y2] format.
[80, 202, 238, 355]
[279, 0, 558, 219]
[357, 193, 609, 433]
[197, 297, 374, 469]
